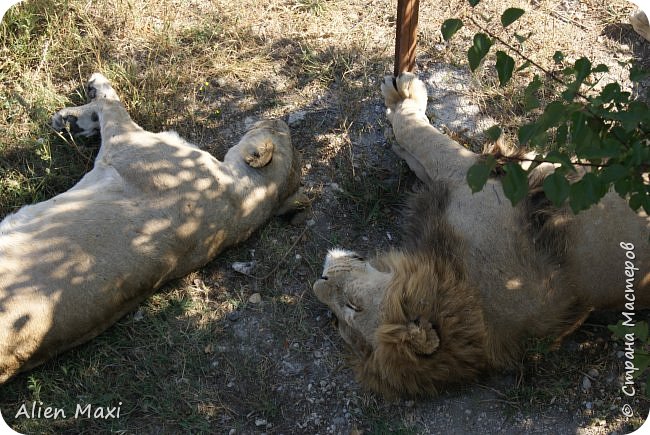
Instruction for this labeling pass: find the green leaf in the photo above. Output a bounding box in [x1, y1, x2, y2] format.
[569, 173, 607, 213]
[501, 8, 525, 27]
[485, 125, 502, 141]
[555, 124, 568, 147]
[467, 33, 492, 71]
[608, 321, 649, 342]
[544, 150, 574, 169]
[518, 123, 538, 145]
[514, 32, 531, 44]
[599, 82, 622, 103]
[502, 163, 528, 205]
[592, 63, 609, 73]
[614, 177, 632, 197]
[574, 57, 592, 82]
[638, 321, 649, 342]
[600, 164, 628, 183]
[543, 172, 570, 206]
[632, 352, 650, 378]
[523, 75, 542, 110]
[629, 193, 650, 214]
[537, 101, 566, 129]
[553, 51, 564, 63]
[608, 321, 629, 339]
[468, 0, 480, 6]
[441, 19, 463, 41]
[495, 51, 515, 86]
[467, 156, 495, 193]
[630, 65, 650, 82]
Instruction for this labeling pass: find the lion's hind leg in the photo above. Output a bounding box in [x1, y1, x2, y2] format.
[86, 73, 120, 102]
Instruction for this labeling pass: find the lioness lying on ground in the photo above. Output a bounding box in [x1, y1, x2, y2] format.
[313, 73, 649, 397]
[0, 73, 303, 384]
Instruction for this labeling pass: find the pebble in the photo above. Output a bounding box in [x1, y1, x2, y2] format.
[244, 116, 257, 129]
[132, 309, 144, 322]
[229, 430, 236, 435]
[232, 261, 257, 275]
[248, 293, 262, 304]
[227, 311, 241, 322]
[288, 110, 307, 126]
[582, 376, 592, 391]
[588, 368, 599, 378]
[255, 418, 267, 427]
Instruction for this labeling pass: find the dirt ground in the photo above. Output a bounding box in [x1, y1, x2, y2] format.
[0, 0, 649, 433]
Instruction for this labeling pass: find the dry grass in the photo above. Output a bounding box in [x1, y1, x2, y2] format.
[0, 0, 648, 433]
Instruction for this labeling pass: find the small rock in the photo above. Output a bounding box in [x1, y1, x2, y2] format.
[329, 182, 342, 193]
[248, 293, 262, 304]
[585, 401, 593, 410]
[244, 116, 256, 129]
[314, 350, 323, 358]
[229, 429, 236, 435]
[306, 218, 316, 227]
[227, 311, 241, 322]
[132, 309, 144, 322]
[255, 418, 267, 427]
[588, 368, 599, 378]
[288, 110, 307, 126]
[232, 261, 257, 275]
[582, 376, 592, 391]
[616, 351, 625, 359]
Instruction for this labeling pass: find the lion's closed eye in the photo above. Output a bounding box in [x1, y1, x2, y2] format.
[345, 301, 362, 312]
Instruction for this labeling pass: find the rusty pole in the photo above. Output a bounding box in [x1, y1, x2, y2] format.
[394, 0, 420, 77]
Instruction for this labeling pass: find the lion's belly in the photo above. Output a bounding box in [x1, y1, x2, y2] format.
[568, 193, 650, 309]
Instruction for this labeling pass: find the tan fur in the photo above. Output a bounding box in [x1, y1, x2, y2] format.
[0, 73, 304, 384]
[313, 73, 650, 397]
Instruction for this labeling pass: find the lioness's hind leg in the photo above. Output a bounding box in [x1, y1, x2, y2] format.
[87, 73, 120, 102]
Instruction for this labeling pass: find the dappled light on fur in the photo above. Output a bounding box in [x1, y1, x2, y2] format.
[0, 74, 304, 384]
[313, 73, 650, 398]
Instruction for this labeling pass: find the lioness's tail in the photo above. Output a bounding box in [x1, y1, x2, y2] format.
[381, 73, 428, 116]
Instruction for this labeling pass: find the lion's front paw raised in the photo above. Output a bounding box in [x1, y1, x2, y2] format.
[380, 72, 428, 116]
[87, 73, 120, 102]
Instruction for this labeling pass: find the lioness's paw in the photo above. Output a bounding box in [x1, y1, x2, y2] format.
[52, 108, 99, 138]
[87, 73, 120, 102]
[381, 73, 428, 115]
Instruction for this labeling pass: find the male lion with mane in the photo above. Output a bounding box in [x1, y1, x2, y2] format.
[313, 73, 649, 397]
[0, 73, 304, 384]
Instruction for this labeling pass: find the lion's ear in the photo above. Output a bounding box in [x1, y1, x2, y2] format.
[241, 139, 274, 168]
[377, 318, 439, 356]
[407, 318, 439, 355]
